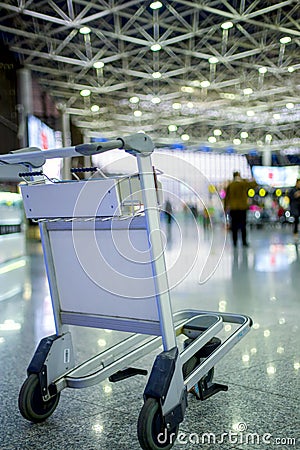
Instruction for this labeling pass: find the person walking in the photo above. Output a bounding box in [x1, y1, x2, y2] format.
[224, 171, 257, 247]
[288, 178, 300, 237]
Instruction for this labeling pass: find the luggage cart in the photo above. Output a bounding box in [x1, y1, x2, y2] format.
[0, 133, 252, 450]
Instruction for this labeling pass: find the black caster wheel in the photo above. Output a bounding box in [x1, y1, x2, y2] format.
[18, 374, 60, 423]
[137, 397, 178, 450]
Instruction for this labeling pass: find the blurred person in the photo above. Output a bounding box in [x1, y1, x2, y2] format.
[288, 178, 300, 237]
[164, 199, 173, 240]
[224, 171, 257, 247]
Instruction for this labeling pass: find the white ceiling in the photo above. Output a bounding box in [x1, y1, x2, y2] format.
[0, 0, 299, 152]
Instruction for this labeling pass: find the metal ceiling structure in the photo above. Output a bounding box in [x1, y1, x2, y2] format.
[0, 0, 299, 153]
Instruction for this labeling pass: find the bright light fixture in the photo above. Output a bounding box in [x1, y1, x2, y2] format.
[93, 61, 104, 69]
[247, 110, 255, 117]
[79, 26, 91, 35]
[208, 136, 216, 143]
[151, 97, 161, 104]
[233, 138, 241, 145]
[181, 134, 190, 141]
[288, 66, 295, 73]
[152, 71, 162, 79]
[200, 80, 210, 88]
[129, 96, 139, 104]
[221, 21, 233, 30]
[213, 129, 222, 136]
[286, 102, 294, 109]
[181, 86, 194, 93]
[280, 36, 291, 44]
[80, 89, 91, 97]
[134, 110, 142, 117]
[151, 43, 161, 51]
[168, 124, 177, 132]
[209, 56, 219, 64]
[273, 113, 281, 119]
[172, 102, 182, 110]
[241, 131, 248, 139]
[243, 88, 253, 95]
[150, 1, 163, 9]
[258, 67, 267, 74]
[187, 102, 194, 108]
[91, 105, 100, 112]
[265, 134, 272, 142]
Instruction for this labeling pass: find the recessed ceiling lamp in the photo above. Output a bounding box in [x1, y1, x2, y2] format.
[273, 113, 281, 119]
[181, 134, 190, 141]
[152, 71, 162, 79]
[213, 129, 222, 136]
[80, 89, 91, 97]
[168, 124, 177, 132]
[243, 88, 253, 95]
[151, 97, 161, 104]
[247, 110, 255, 117]
[288, 67, 295, 73]
[129, 96, 139, 103]
[187, 102, 194, 108]
[258, 67, 267, 74]
[181, 86, 194, 93]
[241, 131, 248, 139]
[150, 1, 163, 9]
[93, 61, 104, 69]
[208, 136, 217, 143]
[279, 36, 291, 44]
[172, 102, 182, 110]
[151, 43, 161, 51]
[265, 134, 272, 142]
[91, 105, 100, 112]
[190, 80, 201, 87]
[134, 110, 142, 117]
[79, 26, 91, 35]
[221, 21, 233, 30]
[209, 56, 219, 64]
[286, 102, 294, 109]
[200, 80, 210, 88]
[233, 138, 241, 145]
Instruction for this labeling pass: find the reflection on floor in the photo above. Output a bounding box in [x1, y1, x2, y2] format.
[0, 224, 299, 450]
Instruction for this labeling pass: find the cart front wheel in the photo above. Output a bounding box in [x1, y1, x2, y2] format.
[137, 397, 178, 450]
[18, 374, 60, 423]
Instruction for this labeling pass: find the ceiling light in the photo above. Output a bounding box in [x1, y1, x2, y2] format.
[181, 86, 194, 93]
[288, 66, 295, 73]
[241, 131, 248, 139]
[233, 138, 241, 145]
[247, 110, 255, 117]
[181, 134, 190, 141]
[280, 36, 291, 44]
[221, 21, 233, 30]
[187, 102, 194, 108]
[79, 26, 91, 35]
[80, 89, 91, 97]
[129, 96, 139, 103]
[172, 102, 181, 110]
[208, 136, 216, 143]
[286, 102, 294, 109]
[200, 80, 210, 88]
[209, 56, 219, 64]
[91, 105, 100, 112]
[134, 110, 142, 117]
[273, 113, 281, 119]
[93, 61, 104, 69]
[150, 1, 163, 9]
[243, 88, 253, 95]
[190, 80, 201, 87]
[213, 129, 222, 136]
[151, 97, 161, 104]
[151, 43, 161, 51]
[265, 134, 272, 142]
[168, 124, 177, 132]
[258, 67, 267, 74]
[152, 71, 162, 79]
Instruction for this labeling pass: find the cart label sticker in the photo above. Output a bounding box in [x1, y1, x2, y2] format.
[64, 348, 70, 364]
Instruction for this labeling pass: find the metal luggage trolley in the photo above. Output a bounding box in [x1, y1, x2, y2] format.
[0, 133, 252, 450]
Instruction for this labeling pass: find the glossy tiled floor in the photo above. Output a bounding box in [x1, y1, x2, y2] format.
[0, 221, 299, 450]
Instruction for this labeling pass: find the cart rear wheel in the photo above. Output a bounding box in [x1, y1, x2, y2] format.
[18, 374, 60, 423]
[137, 397, 178, 450]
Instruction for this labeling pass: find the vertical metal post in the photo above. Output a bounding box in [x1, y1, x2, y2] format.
[62, 111, 72, 179]
[136, 154, 177, 351]
[17, 67, 33, 147]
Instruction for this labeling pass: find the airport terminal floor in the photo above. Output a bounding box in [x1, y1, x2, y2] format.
[0, 220, 299, 450]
